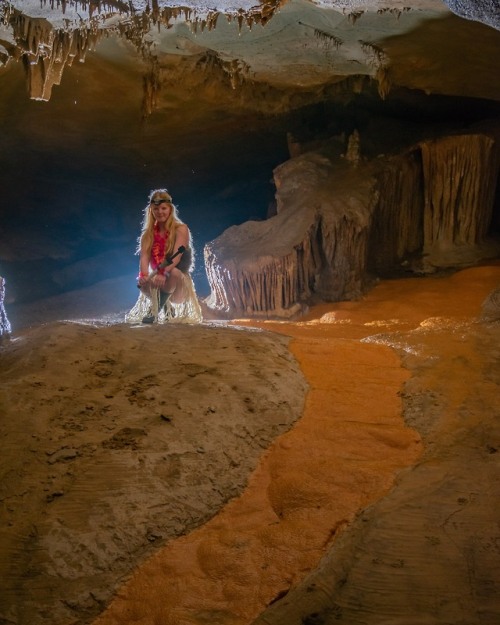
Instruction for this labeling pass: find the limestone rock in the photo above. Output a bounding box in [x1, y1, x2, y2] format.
[0, 322, 307, 625]
[444, 0, 500, 30]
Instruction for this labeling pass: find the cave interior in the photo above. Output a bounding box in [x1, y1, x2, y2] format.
[0, 0, 500, 321]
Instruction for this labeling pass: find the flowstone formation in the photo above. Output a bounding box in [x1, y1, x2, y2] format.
[205, 140, 377, 318]
[0, 322, 308, 625]
[205, 126, 500, 318]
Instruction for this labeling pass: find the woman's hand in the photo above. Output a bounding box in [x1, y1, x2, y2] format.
[151, 273, 167, 288]
[137, 275, 149, 287]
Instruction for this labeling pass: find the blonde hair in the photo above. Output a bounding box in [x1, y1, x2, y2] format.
[137, 188, 189, 261]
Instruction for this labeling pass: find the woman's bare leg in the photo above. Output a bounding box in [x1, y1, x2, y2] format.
[163, 268, 186, 304]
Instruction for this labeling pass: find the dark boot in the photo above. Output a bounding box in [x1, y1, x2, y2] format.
[141, 303, 156, 324]
[159, 291, 172, 310]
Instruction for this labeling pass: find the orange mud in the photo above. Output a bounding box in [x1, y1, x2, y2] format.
[93, 264, 499, 625]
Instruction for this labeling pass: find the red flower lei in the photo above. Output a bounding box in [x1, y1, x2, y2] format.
[151, 225, 170, 274]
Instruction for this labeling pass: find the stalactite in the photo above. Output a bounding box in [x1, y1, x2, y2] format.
[8, 9, 104, 100]
[375, 65, 391, 99]
[420, 133, 498, 251]
[141, 57, 160, 118]
[348, 11, 364, 25]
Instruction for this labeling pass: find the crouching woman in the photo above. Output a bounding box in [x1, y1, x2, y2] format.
[125, 189, 202, 324]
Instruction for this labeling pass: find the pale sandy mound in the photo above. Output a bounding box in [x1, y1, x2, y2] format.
[0, 321, 307, 625]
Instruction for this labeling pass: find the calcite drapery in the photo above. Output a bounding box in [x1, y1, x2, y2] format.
[205, 144, 378, 317]
[205, 130, 499, 318]
[420, 133, 498, 264]
[368, 149, 424, 274]
[370, 131, 500, 274]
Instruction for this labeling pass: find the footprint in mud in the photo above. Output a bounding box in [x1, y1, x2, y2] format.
[101, 427, 147, 450]
[125, 375, 161, 406]
[91, 356, 118, 378]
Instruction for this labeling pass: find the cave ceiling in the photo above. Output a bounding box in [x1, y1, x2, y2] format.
[1, 0, 500, 111]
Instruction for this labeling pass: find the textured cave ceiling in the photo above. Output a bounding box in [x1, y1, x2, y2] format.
[0, 0, 500, 305]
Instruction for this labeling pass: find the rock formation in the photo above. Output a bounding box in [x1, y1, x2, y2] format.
[1, 1, 500, 624]
[0, 276, 12, 339]
[480, 285, 500, 321]
[205, 128, 500, 317]
[4, 8, 103, 100]
[444, 0, 500, 30]
[204, 141, 378, 318]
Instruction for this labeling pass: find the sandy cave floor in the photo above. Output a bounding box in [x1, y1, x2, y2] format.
[0, 263, 499, 625]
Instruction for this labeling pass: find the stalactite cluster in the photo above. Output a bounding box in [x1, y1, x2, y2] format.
[205, 131, 500, 318]
[377, 7, 412, 18]
[7, 8, 103, 100]
[1, 0, 282, 103]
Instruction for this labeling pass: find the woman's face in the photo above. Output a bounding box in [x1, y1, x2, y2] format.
[151, 198, 172, 223]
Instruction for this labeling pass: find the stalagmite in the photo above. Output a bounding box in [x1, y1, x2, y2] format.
[345, 129, 361, 166]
